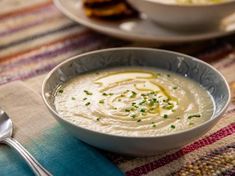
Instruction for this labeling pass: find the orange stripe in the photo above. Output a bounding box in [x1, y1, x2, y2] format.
[0, 0, 53, 20]
[0, 30, 90, 64]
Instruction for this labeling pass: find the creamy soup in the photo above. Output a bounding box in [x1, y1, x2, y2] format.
[54, 67, 214, 137]
[153, 0, 229, 5]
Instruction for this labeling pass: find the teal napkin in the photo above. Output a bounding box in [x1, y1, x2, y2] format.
[0, 82, 124, 176]
[0, 126, 123, 176]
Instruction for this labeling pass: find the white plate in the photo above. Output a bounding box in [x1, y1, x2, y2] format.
[54, 0, 235, 43]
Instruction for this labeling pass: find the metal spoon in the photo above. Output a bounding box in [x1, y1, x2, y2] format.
[0, 109, 52, 176]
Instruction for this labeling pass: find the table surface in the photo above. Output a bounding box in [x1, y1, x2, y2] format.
[0, 0, 235, 175]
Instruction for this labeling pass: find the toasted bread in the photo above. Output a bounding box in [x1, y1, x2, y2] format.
[83, 0, 138, 19]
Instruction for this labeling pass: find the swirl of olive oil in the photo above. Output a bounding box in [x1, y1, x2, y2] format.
[55, 68, 213, 136]
[89, 70, 184, 131]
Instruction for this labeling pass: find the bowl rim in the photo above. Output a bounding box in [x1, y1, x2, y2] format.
[42, 47, 231, 139]
[139, 0, 235, 8]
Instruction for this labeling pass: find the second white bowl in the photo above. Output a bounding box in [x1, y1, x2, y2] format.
[128, 0, 235, 30]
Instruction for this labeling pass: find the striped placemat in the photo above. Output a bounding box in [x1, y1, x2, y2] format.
[0, 0, 126, 85]
[22, 53, 235, 176]
[0, 0, 235, 175]
[107, 52, 235, 176]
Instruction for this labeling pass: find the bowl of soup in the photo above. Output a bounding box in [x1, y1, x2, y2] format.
[127, 0, 235, 30]
[42, 47, 230, 156]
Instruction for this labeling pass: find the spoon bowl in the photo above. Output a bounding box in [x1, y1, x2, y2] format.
[0, 109, 52, 176]
[0, 110, 12, 140]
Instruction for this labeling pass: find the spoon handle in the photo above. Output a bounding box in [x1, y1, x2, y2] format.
[3, 138, 52, 176]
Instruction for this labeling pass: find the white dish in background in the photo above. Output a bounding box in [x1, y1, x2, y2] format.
[128, 0, 235, 30]
[54, 0, 235, 43]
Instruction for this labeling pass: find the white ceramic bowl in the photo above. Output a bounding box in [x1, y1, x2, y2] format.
[42, 48, 230, 156]
[127, 0, 235, 30]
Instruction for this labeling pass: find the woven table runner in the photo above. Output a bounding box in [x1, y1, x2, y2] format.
[0, 80, 124, 176]
[0, 0, 126, 85]
[14, 52, 235, 175]
[0, 0, 235, 175]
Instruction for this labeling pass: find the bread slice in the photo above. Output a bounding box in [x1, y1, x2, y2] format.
[83, 0, 138, 19]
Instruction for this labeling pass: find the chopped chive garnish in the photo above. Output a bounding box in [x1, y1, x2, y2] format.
[71, 97, 76, 100]
[140, 109, 146, 113]
[171, 125, 175, 129]
[139, 100, 146, 105]
[96, 117, 101, 121]
[130, 91, 137, 98]
[163, 114, 168, 119]
[99, 99, 104, 104]
[189, 122, 194, 126]
[172, 109, 176, 112]
[85, 102, 91, 106]
[125, 109, 130, 112]
[83, 97, 87, 101]
[188, 114, 201, 119]
[84, 90, 92, 95]
[131, 114, 136, 118]
[149, 108, 155, 111]
[102, 92, 108, 96]
[58, 89, 63, 93]
[173, 86, 178, 90]
[130, 107, 135, 111]
[176, 117, 181, 120]
[118, 99, 121, 102]
[109, 93, 114, 96]
[137, 119, 141, 122]
[163, 104, 174, 110]
[149, 98, 158, 106]
[152, 124, 156, 128]
[167, 74, 171, 77]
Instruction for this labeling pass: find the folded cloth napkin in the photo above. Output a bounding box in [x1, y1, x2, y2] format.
[0, 81, 124, 176]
